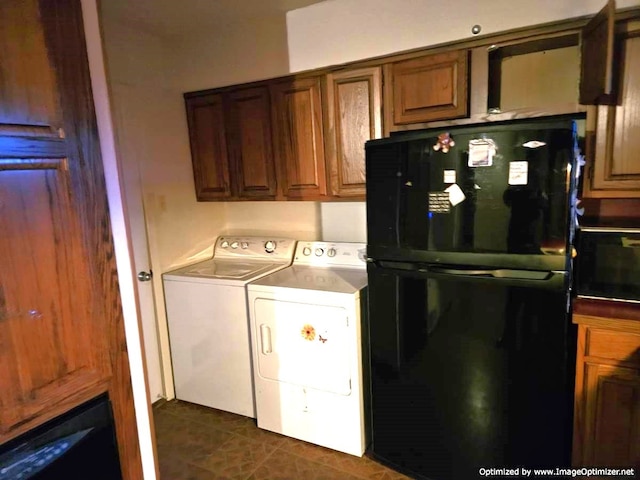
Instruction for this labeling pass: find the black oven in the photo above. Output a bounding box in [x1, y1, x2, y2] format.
[0, 395, 122, 480]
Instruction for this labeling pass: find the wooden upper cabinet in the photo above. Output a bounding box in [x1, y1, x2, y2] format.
[388, 50, 469, 128]
[0, 1, 61, 135]
[185, 94, 232, 200]
[270, 76, 327, 199]
[584, 20, 640, 197]
[580, 0, 616, 105]
[227, 87, 277, 199]
[325, 67, 382, 198]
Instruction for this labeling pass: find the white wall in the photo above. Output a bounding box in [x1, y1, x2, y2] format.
[287, 0, 640, 72]
[100, 17, 227, 402]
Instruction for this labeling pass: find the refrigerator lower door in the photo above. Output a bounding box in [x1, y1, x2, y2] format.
[367, 262, 575, 480]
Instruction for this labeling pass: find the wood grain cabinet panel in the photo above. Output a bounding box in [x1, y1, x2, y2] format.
[270, 76, 327, 199]
[227, 87, 277, 198]
[0, 1, 141, 476]
[185, 94, 232, 200]
[325, 67, 382, 198]
[584, 21, 640, 197]
[580, 0, 616, 105]
[573, 319, 640, 468]
[390, 50, 469, 126]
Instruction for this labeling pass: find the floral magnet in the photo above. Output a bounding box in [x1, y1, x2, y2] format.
[301, 324, 316, 341]
[433, 132, 455, 153]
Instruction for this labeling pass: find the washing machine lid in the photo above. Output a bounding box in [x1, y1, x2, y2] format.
[249, 265, 367, 294]
[163, 259, 287, 285]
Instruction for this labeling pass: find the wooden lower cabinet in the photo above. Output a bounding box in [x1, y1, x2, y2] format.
[573, 316, 640, 469]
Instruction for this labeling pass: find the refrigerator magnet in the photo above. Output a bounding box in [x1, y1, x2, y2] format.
[508, 161, 528, 185]
[443, 170, 456, 184]
[468, 139, 496, 167]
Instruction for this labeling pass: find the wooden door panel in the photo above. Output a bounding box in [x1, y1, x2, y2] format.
[0, 1, 142, 476]
[271, 77, 327, 199]
[0, 160, 109, 433]
[583, 362, 640, 466]
[579, 0, 616, 105]
[587, 28, 640, 196]
[0, 1, 60, 130]
[391, 50, 469, 125]
[227, 87, 277, 198]
[185, 94, 232, 200]
[325, 67, 382, 197]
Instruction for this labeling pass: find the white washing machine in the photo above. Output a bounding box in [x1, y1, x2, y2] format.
[163, 236, 296, 418]
[247, 241, 369, 456]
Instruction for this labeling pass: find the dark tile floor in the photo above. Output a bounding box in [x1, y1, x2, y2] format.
[153, 400, 412, 480]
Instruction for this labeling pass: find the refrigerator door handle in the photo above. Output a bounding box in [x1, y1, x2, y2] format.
[428, 267, 557, 280]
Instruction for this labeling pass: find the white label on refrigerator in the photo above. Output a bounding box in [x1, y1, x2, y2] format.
[468, 139, 496, 167]
[443, 170, 456, 184]
[428, 192, 450, 213]
[508, 161, 529, 185]
[445, 183, 466, 206]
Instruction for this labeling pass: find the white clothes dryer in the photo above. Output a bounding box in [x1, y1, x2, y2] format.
[247, 241, 369, 456]
[163, 236, 296, 418]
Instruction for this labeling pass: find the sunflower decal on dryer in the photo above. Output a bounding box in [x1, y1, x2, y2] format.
[301, 324, 316, 341]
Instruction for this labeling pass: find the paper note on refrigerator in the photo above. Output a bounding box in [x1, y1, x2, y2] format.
[468, 139, 496, 167]
[508, 161, 528, 185]
[445, 183, 466, 206]
[444, 170, 456, 184]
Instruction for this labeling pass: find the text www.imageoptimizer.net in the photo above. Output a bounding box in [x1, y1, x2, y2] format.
[479, 467, 636, 478]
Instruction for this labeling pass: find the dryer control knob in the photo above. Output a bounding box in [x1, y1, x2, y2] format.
[221, 240, 229, 248]
[231, 241, 239, 249]
[241, 242, 249, 249]
[264, 241, 276, 253]
[327, 248, 337, 257]
[302, 247, 312, 256]
[315, 248, 324, 257]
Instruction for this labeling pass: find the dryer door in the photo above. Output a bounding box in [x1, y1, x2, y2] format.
[254, 298, 351, 396]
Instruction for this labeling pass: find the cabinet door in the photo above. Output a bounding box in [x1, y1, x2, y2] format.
[582, 363, 640, 466]
[585, 23, 640, 197]
[389, 50, 469, 126]
[325, 67, 382, 198]
[227, 87, 277, 198]
[185, 94, 232, 200]
[580, 0, 616, 105]
[270, 77, 327, 199]
[0, 0, 141, 475]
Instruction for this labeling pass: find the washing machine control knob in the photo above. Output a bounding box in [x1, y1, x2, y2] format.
[221, 240, 229, 248]
[315, 248, 324, 257]
[264, 241, 276, 253]
[327, 248, 337, 257]
[231, 241, 239, 249]
[241, 242, 249, 249]
[302, 247, 312, 256]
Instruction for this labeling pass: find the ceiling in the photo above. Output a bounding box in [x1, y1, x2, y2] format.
[102, 0, 326, 37]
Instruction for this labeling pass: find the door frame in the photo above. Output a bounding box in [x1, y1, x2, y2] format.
[81, 1, 157, 479]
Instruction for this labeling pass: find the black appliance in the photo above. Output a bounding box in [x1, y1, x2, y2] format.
[365, 118, 581, 479]
[575, 227, 640, 303]
[0, 395, 122, 480]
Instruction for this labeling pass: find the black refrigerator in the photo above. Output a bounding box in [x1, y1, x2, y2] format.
[365, 117, 581, 480]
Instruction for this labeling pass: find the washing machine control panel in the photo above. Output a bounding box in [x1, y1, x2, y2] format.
[295, 242, 366, 268]
[215, 236, 297, 261]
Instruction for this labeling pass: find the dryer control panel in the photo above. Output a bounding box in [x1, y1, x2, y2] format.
[294, 242, 366, 268]
[215, 236, 297, 261]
